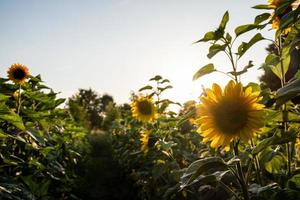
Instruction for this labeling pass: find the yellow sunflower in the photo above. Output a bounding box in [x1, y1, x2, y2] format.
[271, 14, 291, 34]
[195, 80, 265, 149]
[131, 96, 157, 123]
[268, 0, 280, 7]
[140, 130, 150, 154]
[271, 15, 280, 29]
[7, 63, 30, 85]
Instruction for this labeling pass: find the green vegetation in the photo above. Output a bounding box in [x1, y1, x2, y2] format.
[1, 1, 300, 200]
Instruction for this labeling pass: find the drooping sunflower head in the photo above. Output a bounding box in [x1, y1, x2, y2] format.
[131, 96, 157, 123]
[7, 63, 30, 85]
[140, 130, 150, 154]
[195, 80, 265, 149]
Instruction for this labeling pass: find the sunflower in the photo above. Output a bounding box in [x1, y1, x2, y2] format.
[7, 63, 30, 85]
[131, 96, 157, 123]
[268, 0, 280, 7]
[271, 15, 280, 29]
[195, 80, 265, 149]
[140, 130, 150, 154]
[271, 14, 291, 34]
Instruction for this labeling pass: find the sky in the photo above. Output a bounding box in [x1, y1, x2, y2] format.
[0, 0, 274, 105]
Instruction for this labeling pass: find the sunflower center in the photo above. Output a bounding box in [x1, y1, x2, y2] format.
[13, 68, 26, 80]
[137, 100, 153, 115]
[213, 98, 248, 135]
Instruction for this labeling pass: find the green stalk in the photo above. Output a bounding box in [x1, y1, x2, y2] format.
[250, 139, 263, 185]
[277, 36, 291, 176]
[17, 85, 22, 115]
[234, 141, 249, 200]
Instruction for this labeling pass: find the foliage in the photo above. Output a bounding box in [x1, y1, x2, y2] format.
[0, 75, 89, 199]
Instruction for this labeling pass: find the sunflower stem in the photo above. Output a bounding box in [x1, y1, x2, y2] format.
[223, 36, 239, 83]
[250, 139, 263, 186]
[277, 35, 291, 176]
[17, 85, 22, 115]
[233, 141, 249, 200]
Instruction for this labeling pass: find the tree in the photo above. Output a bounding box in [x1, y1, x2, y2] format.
[66, 89, 114, 130]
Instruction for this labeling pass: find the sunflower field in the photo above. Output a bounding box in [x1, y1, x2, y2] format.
[1, 0, 300, 200]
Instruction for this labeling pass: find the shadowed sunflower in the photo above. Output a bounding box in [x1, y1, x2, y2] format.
[131, 96, 157, 123]
[196, 80, 265, 149]
[7, 63, 29, 85]
[140, 130, 150, 154]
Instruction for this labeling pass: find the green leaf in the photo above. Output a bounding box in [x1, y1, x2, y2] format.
[0, 129, 8, 139]
[265, 154, 285, 174]
[275, 79, 300, 105]
[180, 157, 228, 188]
[0, 94, 10, 102]
[158, 85, 173, 92]
[243, 60, 254, 70]
[26, 128, 45, 146]
[288, 174, 300, 190]
[150, 75, 162, 81]
[254, 13, 271, 24]
[238, 33, 265, 58]
[219, 11, 229, 30]
[225, 33, 232, 43]
[193, 64, 215, 81]
[207, 44, 227, 59]
[252, 4, 276, 9]
[235, 24, 262, 37]
[0, 104, 25, 130]
[265, 54, 280, 66]
[139, 85, 153, 92]
[252, 131, 297, 155]
[247, 82, 261, 92]
[194, 31, 216, 43]
[160, 79, 170, 84]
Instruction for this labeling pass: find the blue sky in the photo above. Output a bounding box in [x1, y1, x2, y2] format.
[0, 0, 273, 104]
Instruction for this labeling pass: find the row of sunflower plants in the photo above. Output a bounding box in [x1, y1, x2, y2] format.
[110, 75, 214, 199]
[0, 64, 89, 199]
[179, 0, 300, 200]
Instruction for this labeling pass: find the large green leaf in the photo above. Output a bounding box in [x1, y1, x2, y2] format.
[235, 24, 262, 37]
[252, 4, 276, 9]
[238, 33, 265, 58]
[194, 31, 216, 43]
[180, 157, 228, 188]
[219, 11, 229, 30]
[138, 85, 153, 92]
[0, 103, 25, 130]
[276, 79, 300, 101]
[259, 147, 285, 174]
[254, 13, 271, 24]
[252, 131, 297, 155]
[193, 64, 215, 81]
[207, 44, 227, 59]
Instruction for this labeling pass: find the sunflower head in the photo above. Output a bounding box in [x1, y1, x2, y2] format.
[7, 63, 30, 85]
[272, 15, 280, 29]
[131, 96, 157, 123]
[268, 0, 280, 7]
[195, 80, 265, 149]
[140, 130, 150, 154]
